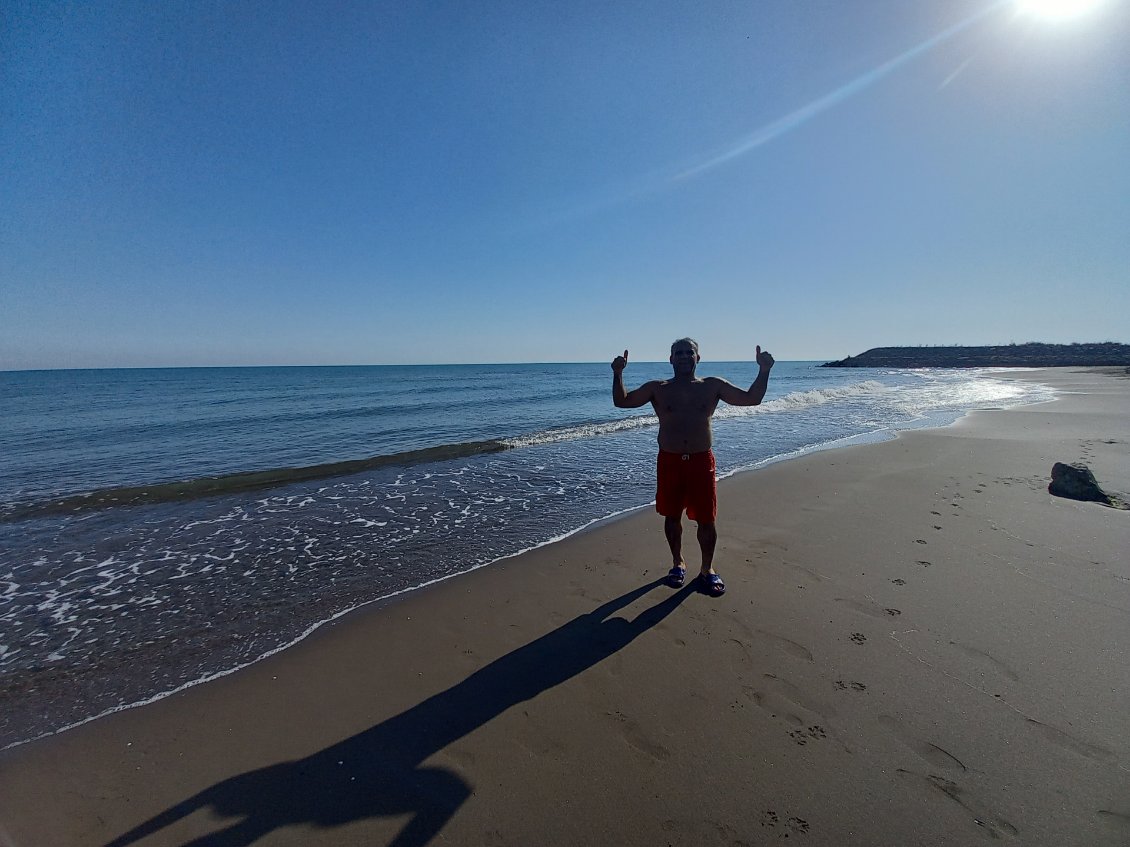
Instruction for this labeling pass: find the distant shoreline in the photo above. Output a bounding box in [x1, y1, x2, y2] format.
[823, 342, 1130, 368]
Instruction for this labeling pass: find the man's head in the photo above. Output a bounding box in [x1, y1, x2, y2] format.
[670, 337, 700, 375]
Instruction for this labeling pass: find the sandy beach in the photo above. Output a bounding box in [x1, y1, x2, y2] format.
[1, 367, 1127, 847]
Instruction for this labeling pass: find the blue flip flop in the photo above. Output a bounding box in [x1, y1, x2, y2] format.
[666, 566, 686, 588]
[700, 572, 726, 597]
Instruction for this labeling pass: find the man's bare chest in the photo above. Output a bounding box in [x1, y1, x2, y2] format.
[653, 383, 718, 417]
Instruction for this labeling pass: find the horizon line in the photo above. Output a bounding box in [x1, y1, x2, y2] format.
[0, 358, 833, 374]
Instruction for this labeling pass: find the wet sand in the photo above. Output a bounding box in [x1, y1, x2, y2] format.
[1, 368, 1127, 847]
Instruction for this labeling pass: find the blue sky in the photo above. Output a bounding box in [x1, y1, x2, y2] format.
[2, 0, 1127, 369]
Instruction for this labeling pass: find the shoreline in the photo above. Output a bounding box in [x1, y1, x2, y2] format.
[0, 495, 657, 755]
[0, 370, 1054, 753]
[2, 367, 1127, 845]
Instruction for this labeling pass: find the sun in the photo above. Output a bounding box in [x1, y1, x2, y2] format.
[1015, 0, 1106, 19]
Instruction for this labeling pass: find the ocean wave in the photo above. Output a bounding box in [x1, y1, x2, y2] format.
[0, 379, 898, 519]
[887, 376, 1050, 415]
[503, 380, 889, 445]
[720, 380, 887, 417]
[501, 415, 658, 448]
[0, 440, 511, 521]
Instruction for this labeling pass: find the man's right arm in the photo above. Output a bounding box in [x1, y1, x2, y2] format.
[611, 349, 656, 408]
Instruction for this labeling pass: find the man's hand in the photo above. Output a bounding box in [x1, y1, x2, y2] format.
[756, 345, 774, 371]
[612, 350, 655, 408]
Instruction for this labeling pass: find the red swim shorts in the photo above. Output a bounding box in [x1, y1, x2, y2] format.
[656, 450, 717, 523]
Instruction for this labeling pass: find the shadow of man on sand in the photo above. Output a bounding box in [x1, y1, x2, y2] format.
[103, 579, 695, 847]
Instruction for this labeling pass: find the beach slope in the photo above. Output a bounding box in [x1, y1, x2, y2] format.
[1, 368, 1127, 846]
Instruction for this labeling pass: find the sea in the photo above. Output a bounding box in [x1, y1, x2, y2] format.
[0, 362, 1056, 749]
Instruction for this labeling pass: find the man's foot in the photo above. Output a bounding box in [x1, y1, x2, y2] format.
[699, 571, 725, 597]
[666, 565, 687, 588]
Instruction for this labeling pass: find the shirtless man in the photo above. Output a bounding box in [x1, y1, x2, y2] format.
[611, 338, 774, 596]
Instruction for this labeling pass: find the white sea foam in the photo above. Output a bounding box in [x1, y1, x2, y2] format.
[887, 374, 1054, 416]
[501, 414, 657, 448]
[718, 380, 887, 418]
[503, 380, 890, 448]
[0, 497, 654, 753]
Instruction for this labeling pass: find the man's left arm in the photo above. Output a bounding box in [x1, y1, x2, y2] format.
[715, 345, 774, 407]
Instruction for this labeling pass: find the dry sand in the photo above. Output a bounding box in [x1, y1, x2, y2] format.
[1, 368, 1127, 847]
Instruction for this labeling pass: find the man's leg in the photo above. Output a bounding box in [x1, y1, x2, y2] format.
[664, 516, 685, 569]
[696, 521, 717, 575]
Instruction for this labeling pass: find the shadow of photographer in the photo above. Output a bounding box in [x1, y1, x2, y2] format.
[104, 578, 696, 847]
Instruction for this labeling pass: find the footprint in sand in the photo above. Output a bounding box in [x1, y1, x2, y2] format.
[788, 725, 828, 745]
[1025, 718, 1118, 766]
[834, 680, 867, 691]
[948, 641, 1020, 682]
[747, 674, 847, 752]
[879, 715, 967, 772]
[849, 632, 867, 644]
[915, 539, 928, 545]
[760, 811, 810, 836]
[916, 560, 931, 567]
[898, 770, 1018, 840]
[603, 710, 670, 761]
[891, 578, 906, 586]
[786, 816, 810, 835]
[835, 597, 900, 620]
[753, 629, 815, 663]
[1098, 810, 1130, 835]
[748, 673, 835, 717]
[774, 560, 827, 586]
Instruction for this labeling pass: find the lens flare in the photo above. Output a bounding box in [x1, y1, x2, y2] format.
[1016, 0, 1105, 19]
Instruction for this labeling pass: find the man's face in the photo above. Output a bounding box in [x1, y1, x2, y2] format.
[670, 343, 699, 374]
